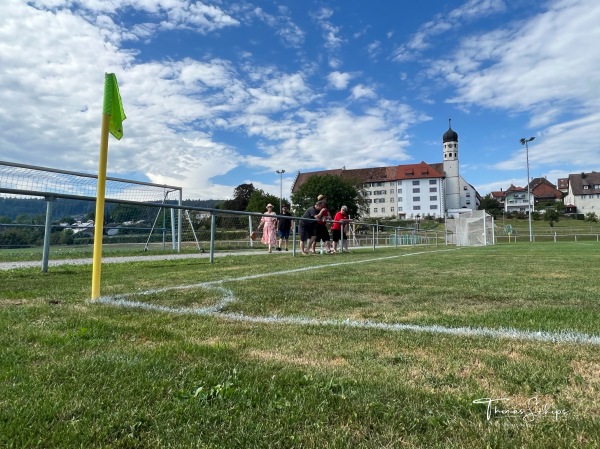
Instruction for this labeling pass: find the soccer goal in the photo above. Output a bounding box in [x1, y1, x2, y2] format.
[453, 210, 495, 246]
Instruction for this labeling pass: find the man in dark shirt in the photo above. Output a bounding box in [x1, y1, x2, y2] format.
[276, 205, 293, 251]
[299, 201, 323, 254]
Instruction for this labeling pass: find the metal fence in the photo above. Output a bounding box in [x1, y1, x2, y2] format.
[0, 195, 446, 270]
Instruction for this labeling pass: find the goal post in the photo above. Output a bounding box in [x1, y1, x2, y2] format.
[453, 210, 495, 246]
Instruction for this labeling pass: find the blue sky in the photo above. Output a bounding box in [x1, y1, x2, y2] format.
[1, 0, 599, 201]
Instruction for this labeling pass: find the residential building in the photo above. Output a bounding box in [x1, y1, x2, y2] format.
[291, 122, 480, 218]
[490, 189, 506, 208]
[563, 171, 600, 214]
[529, 177, 563, 206]
[504, 184, 533, 214]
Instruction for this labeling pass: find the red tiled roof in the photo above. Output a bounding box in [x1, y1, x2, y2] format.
[291, 162, 445, 193]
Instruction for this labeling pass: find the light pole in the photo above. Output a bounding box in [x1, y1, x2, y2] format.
[276, 169, 285, 213]
[520, 137, 535, 242]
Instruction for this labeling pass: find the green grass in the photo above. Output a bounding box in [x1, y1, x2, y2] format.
[1, 243, 599, 448]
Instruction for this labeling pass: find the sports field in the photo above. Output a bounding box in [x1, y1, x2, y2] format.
[1, 243, 599, 448]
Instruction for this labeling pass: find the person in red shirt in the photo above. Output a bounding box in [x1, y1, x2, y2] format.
[331, 205, 350, 253]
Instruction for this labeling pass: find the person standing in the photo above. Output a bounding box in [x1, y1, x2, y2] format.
[276, 205, 293, 251]
[331, 205, 350, 253]
[257, 204, 277, 253]
[314, 201, 332, 254]
[299, 201, 323, 255]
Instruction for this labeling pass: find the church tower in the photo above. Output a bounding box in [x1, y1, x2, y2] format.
[442, 119, 461, 211]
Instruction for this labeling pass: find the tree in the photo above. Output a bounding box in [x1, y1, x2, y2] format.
[222, 183, 256, 211]
[246, 190, 289, 213]
[291, 174, 365, 218]
[585, 212, 598, 222]
[479, 194, 502, 218]
[544, 208, 560, 227]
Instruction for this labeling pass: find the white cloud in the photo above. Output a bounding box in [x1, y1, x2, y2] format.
[443, 0, 600, 170]
[327, 71, 352, 89]
[350, 84, 377, 100]
[392, 0, 506, 61]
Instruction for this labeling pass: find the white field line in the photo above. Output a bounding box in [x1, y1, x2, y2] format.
[95, 248, 600, 346]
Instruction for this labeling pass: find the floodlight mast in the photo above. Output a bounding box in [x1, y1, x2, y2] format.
[520, 137, 535, 242]
[276, 169, 285, 213]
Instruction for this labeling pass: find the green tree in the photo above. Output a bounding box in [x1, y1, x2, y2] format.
[109, 204, 148, 223]
[291, 174, 365, 217]
[246, 190, 289, 213]
[479, 194, 502, 218]
[222, 183, 256, 211]
[544, 208, 560, 227]
[585, 212, 598, 222]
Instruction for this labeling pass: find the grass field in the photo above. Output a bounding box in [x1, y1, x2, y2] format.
[1, 243, 600, 448]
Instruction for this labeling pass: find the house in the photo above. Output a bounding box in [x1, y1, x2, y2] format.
[490, 189, 506, 208]
[557, 178, 569, 195]
[563, 171, 600, 214]
[529, 177, 563, 206]
[504, 184, 533, 214]
[291, 122, 480, 218]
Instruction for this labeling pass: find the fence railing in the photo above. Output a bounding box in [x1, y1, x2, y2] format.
[0, 195, 447, 270]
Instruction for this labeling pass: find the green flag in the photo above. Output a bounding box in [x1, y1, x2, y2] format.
[103, 73, 126, 140]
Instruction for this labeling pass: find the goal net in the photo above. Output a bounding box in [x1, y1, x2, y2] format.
[454, 210, 494, 246]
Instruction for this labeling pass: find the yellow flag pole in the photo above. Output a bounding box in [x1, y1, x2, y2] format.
[91, 113, 110, 300]
[91, 73, 126, 300]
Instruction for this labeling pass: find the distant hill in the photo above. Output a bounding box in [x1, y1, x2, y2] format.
[0, 197, 225, 221]
[182, 199, 223, 209]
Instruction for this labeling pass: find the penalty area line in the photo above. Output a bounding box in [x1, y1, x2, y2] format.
[96, 296, 600, 346]
[99, 247, 458, 300]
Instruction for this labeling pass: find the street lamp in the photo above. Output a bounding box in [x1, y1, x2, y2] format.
[520, 137, 535, 242]
[276, 169, 285, 213]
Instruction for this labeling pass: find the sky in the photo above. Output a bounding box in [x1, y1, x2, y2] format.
[1, 0, 600, 202]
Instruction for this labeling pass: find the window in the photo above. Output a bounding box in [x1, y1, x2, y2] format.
[414, 206, 421, 210]
[466, 193, 471, 197]
[463, 186, 468, 190]
[430, 205, 438, 210]
[595, 185, 600, 189]
[377, 182, 384, 187]
[413, 196, 420, 202]
[398, 207, 403, 211]
[391, 207, 395, 212]
[413, 188, 420, 193]
[466, 201, 471, 205]
[398, 188, 402, 194]
[381, 207, 385, 213]
[430, 196, 437, 201]
[430, 187, 437, 193]
[429, 180, 436, 185]
[584, 185, 590, 190]
[412, 180, 420, 185]
[373, 208, 378, 213]
[373, 199, 378, 203]
[398, 197, 403, 202]
[390, 189, 395, 194]
[390, 198, 394, 203]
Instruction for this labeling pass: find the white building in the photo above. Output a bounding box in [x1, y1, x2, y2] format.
[563, 171, 600, 214]
[291, 122, 480, 218]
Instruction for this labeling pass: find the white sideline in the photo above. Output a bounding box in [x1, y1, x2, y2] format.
[95, 249, 600, 346]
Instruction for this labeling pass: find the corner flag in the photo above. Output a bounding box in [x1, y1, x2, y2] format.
[92, 73, 126, 300]
[103, 73, 126, 140]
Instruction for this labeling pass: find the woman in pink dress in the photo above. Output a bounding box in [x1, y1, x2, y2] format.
[257, 204, 277, 253]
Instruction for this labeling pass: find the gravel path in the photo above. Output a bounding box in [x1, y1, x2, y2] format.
[0, 250, 283, 271]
